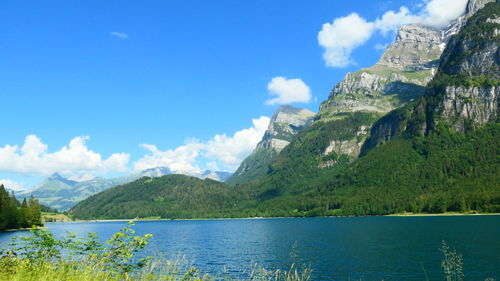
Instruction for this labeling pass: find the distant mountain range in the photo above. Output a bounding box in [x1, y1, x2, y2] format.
[19, 167, 232, 211]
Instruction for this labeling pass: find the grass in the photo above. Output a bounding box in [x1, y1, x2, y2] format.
[0, 258, 311, 281]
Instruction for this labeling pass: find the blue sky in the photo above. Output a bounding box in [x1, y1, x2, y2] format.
[0, 0, 468, 189]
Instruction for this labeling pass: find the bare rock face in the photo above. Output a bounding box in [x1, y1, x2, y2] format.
[314, 24, 445, 165]
[438, 86, 499, 131]
[434, 1, 499, 131]
[319, 24, 444, 118]
[317, 0, 499, 165]
[227, 105, 315, 185]
[378, 25, 443, 70]
[363, 0, 499, 152]
[258, 105, 316, 152]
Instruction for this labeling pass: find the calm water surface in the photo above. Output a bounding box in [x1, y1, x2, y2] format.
[1, 216, 499, 280]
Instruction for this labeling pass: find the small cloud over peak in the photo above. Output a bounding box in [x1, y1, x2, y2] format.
[110, 32, 128, 39]
[318, 13, 375, 67]
[265, 77, 312, 105]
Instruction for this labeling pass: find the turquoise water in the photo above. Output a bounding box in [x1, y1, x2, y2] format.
[1, 216, 499, 280]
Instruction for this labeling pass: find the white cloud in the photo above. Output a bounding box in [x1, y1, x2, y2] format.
[134, 141, 205, 176]
[265, 77, 312, 105]
[134, 116, 271, 173]
[421, 0, 469, 28]
[205, 161, 220, 171]
[0, 179, 26, 192]
[374, 7, 418, 35]
[318, 0, 468, 67]
[0, 135, 130, 178]
[204, 116, 270, 170]
[318, 13, 375, 67]
[110, 32, 128, 39]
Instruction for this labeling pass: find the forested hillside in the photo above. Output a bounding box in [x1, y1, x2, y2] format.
[0, 185, 42, 230]
[70, 175, 243, 219]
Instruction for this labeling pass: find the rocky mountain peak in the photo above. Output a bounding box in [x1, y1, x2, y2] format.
[364, 0, 499, 151]
[378, 24, 443, 70]
[260, 105, 315, 152]
[318, 22, 446, 120]
[226, 105, 316, 185]
[47, 173, 77, 185]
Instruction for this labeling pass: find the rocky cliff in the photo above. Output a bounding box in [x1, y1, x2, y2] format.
[226, 105, 315, 185]
[309, 23, 444, 165]
[364, 0, 499, 151]
[318, 24, 443, 118]
[312, 0, 498, 164]
[258, 105, 316, 151]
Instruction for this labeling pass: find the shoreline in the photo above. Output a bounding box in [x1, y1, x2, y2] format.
[56, 212, 500, 223]
[1, 226, 45, 233]
[386, 212, 500, 217]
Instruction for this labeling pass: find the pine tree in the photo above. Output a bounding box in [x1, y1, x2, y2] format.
[20, 198, 30, 228]
[0, 185, 43, 230]
[28, 195, 42, 226]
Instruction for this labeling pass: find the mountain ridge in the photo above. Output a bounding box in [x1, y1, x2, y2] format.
[226, 105, 315, 185]
[22, 166, 232, 211]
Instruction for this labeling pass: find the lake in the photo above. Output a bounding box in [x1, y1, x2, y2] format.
[1, 216, 499, 280]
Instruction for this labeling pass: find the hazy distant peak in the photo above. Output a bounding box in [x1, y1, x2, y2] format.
[46, 172, 77, 185]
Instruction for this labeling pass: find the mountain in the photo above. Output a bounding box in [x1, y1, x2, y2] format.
[228, 22, 451, 193]
[72, 0, 499, 220]
[232, 0, 494, 192]
[249, 0, 500, 216]
[310, 23, 449, 167]
[22, 168, 172, 211]
[70, 174, 241, 220]
[226, 105, 315, 185]
[21, 166, 232, 211]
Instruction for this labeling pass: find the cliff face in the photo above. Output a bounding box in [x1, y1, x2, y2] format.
[308, 23, 445, 164]
[226, 105, 315, 185]
[435, 3, 499, 130]
[364, 0, 499, 151]
[319, 24, 443, 118]
[258, 105, 316, 152]
[317, 0, 500, 162]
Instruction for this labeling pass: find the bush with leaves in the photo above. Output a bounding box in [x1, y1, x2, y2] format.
[3, 221, 152, 274]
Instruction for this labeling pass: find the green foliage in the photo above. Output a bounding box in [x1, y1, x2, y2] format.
[5, 221, 153, 274]
[0, 186, 43, 230]
[70, 175, 244, 220]
[254, 122, 500, 217]
[226, 147, 278, 185]
[72, 120, 500, 219]
[104, 222, 153, 272]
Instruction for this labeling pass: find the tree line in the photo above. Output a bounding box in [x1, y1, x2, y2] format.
[0, 185, 42, 230]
